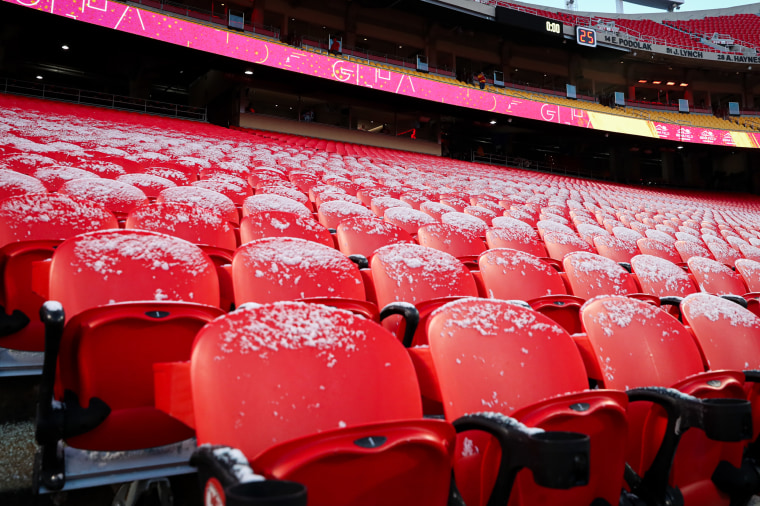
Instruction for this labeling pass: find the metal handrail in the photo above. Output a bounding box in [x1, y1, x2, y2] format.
[0, 77, 207, 122]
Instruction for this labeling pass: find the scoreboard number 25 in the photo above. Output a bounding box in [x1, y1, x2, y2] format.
[576, 26, 597, 47]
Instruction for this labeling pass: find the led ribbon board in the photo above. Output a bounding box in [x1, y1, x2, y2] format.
[4, 0, 759, 148]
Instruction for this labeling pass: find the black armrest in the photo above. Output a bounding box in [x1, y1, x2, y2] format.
[453, 412, 589, 506]
[625, 386, 752, 504]
[720, 294, 748, 309]
[191, 445, 306, 506]
[658, 296, 683, 309]
[0, 306, 30, 336]
[35, 302, 110, 491]
[379, 302, 419, 348]
[742, 370, 760, 383]
[618, 262, 632, 273]
[348, 254, 369, 270]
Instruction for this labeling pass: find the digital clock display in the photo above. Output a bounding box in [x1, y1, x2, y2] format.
[576, 27, 597, 48]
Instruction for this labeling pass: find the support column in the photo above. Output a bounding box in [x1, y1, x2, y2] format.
[628, 85, 636, 101]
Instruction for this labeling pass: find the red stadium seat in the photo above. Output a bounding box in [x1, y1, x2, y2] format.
[0, 169, 46, 199]
[336, 216, 413, 259]
[35, 229, 224, 490]
[563, 251, 647, 300]
[428, 298, 627, 506]
[232, 237, 376, 319]
[636, 238, 682, 264]
[417, 222, 486, 263]
[688, 256, 748, 297]
[240, 210, 332, 247]
[543, 231, 596, 261]
[478, 248, 584, 333]
[0, 194, 118, 366]
[580, 296, 752, 506]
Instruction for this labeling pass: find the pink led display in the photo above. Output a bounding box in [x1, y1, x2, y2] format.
[4, 0, 760, 148]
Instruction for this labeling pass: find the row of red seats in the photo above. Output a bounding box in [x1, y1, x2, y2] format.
[23, 223, 760, 505]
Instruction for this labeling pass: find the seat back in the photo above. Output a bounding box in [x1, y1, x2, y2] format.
[706, 240, 743, 266]
[336, 217, 413, 258]
[563, 251, 639, 299]
[688, 256, 748, 296]
[158, 186, 239, 225]
[317, 200, 375, 229]
[59, 178, 148, 217]
[126, 202, 237, 250]
[417, 222, 486, 259]
[636, 238, 681, 264]
[543, 231, 595, 261]
[630, 254, 697, 298]
[479, 248, 567, 300]
[675, 240, 713, 263]
[191, 302, 453, 506]
[240, 210, 332, 247]
[486, 224, 547, 258]
[681, 293, 760, 371]
[0, 193, 118, 248]
[383, 207, 436, 235]
[50, 229, 220, 319]
[593, 235, 640, 263]
[736, 258, 760, 292]
[0, 168, 46, 199]
[370, 243, 478, 307]
[232, 237, 365, 304]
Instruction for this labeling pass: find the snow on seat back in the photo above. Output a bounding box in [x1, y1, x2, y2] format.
[0, 169, 46, 199]
[193, 178, 252, 206]
[0, 153, 57, 175]
[59, 178, 148, 216]
[427, 297, 590, 418]
[681, 293, 760, 371]
[593, 235, 640, 264]
[117, 173, 176, 199]
[77, 160, 127, 179]
[737, 259, 760, 292]
[581, 295, 705, 388]
[674, 240, 713, 263]
[563, 251, 638, 299]
[441, 212, 488, 237]
[688, 256, 748, 296]
[256, 185, 310, 207]
[240, 210, 332, 247]
[370, 196, 411, 218]
[486, 225, 548, 257]
[383, 207, 436, 235]
[636, 238, 681, 264]
[536, 220, 574, 240]
[232, 237, 365, 304]
[479, 248, 567, 300]
[33, 165, 100, 192]
[336, 217, 413, 258]
[159, 186, 239, 224]
[464, 205, 498, 225]
[144, 166, 197, 186]
[542, 231, 595, 261]
[370, 243, 477, 307]
[244, 193, 313, 221]
[49, 229, 219, 318]
[644, 229, 676, 246]
[706, 240, 742, 267]
[126, 202, 236, 250]
[419, 201, 456, 221]
[630, 254, 696, 298]
[0, 193, 118, 248]
[417, 222, 486, 259]
[317, 200, 375, 229]
[190, 301, 424, 456]
[577, 223, 610, 247]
